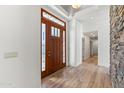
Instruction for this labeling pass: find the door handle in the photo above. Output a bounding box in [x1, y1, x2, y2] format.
[48, 51, 51, 56]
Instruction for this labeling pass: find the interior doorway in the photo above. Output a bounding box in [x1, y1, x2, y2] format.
[41, 9, 66, 78]
[83, 31, 98, 65]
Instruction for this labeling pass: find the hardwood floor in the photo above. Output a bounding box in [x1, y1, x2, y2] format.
[84, 56, 98, 65]
[41, 56, 112, 88]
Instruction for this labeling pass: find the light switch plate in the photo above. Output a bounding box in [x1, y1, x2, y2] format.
[4, 52, 18, 59]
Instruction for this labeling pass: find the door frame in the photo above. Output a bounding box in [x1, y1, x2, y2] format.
[41, 8, 66, 78]
[82, 38, 85, 61]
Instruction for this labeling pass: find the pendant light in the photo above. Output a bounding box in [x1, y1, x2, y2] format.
[72, 5, 80, 9]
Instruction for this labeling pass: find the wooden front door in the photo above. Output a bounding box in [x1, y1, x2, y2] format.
[41, 9, 66, 78]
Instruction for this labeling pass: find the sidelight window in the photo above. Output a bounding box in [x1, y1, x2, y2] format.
[63, 31, 65, 63]
[41, 23, 46, 71]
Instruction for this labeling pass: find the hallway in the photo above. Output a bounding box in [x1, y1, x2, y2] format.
[41, 57, 112, 88]
[84, 56, 98, 65]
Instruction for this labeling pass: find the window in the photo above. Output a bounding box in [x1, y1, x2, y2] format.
[58, 29, 60, 37]
[63, 31, 65, 63]
[41, 23, 46, 71]
[42, 11, 65, 27]
[43, 12, 48, 18]
[51, 26, 54, 36]
[55, 28, 58, 37]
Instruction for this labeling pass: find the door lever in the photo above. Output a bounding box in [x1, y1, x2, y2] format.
[48, 50, 51, 56]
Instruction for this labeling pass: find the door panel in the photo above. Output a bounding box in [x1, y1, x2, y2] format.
[46, 25, 54, 74]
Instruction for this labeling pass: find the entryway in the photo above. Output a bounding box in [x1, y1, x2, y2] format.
[41, 9, 66, 78]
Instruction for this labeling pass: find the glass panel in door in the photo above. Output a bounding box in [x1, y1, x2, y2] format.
[63, 31, 65, 63]
[41, 23, 46, 71]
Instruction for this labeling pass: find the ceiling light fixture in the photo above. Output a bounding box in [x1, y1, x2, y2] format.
[72, 5, 80, 9]
[91, 33, 95, 37]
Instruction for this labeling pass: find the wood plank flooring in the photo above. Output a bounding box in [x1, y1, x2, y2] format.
[84, 56, 98, 65]
[41, 56, 112, 88]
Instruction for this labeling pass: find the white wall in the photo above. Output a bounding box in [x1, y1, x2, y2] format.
[0, 6, 41, 87]
[75, 20, 83, 66]
[82, 6, 110, 67]
[84, 36, 90, 60]
[68, 19, 76, 66]
[68, 19, 82, 66]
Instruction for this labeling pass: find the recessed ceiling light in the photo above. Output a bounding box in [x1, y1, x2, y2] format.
[72, 5, 80, 9]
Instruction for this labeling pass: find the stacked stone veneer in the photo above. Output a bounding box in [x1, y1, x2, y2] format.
[110, 5, 124, 88]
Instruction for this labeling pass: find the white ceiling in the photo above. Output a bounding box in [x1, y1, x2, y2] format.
[53, 5, 109, 23]
[60, 5, 93, 16]
[74, 6, 109, 22]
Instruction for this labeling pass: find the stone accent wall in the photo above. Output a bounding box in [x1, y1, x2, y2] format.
[110, 5, 124, 88]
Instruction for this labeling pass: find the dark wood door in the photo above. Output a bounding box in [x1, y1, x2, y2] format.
[46, 24, 54, 74]
[41, 9, 66, 78]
